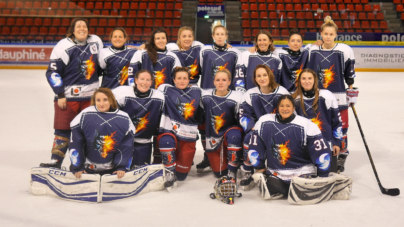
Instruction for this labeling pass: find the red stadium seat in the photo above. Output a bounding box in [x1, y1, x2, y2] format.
[343, 21, 351, 29]
[367, 13, 375, 20]
[251, 20, 259, 28]
[68, 2, 76, 9]
[298, 21, 305, 28]
[271, 29, 280, 37]
[21, 27, 29, 36]
[95, 2, 103, 9]
[307, 21, 315, 28]
[289, 20, 297, 28]
[242, 20, 249, 28]
[49, 27, 57, 35]
[251, 11, 258, 18]
[314, 12, 322, 20]
[127, 19, 135, 27]
[104, 2, 112, 9]
[276, 4, 284, 10]
[329, 4, 337, 11]
[316, 21, 322, 28]
[305, 12, 313, 19]
[278, 12, 286, 19]
[350, 12, 357, 20]
[303, 4, 310, 10]
[89, 19, 98, 27]
[131, 2, 138, 9]
[397, 5, 404, 12]
[260, 12, 268, 18]
[332, 12, 340, 20]
[164, 19, 171, 27]
[373, 5, 380, 12]
[145, 19, 153, 27]
[285, 4, 293, 11]
[281, 29, 289, 37]
[294, 4, 302, 11]
[361, 21, 370, 29]
[165, 11, 172, 18]
[358, 12, 366, 20]
[174, 11, 181, 18]
[136, 19, 144, 27]
[25, 18, 34, 26]
[268, 4, 275, 11]
[139, 3, 147, 9]
[280, 20, 288, 28]
[242, 12, 249, 19]
[6, 18, 15, 26]
[30, 27, 39, 36]
[364, 5, 372, 12]
[241, 4, 249, 11]
[96, 27, 105, 36]
[59, 1, 68, 9]
[287, 12, 295, 19]
[108, 19, 116, 27]
[270, 20, 278, 28]
[243, 29, 251, 37]
[312, 4, 319, 10]
[376, 13, 384, 20]
[340, 12, 348, 20]
[337, 4, 345, 11]
[296, 12, 305, 19]
[371, 21, 379, 29]
[156, 11, 164, 18]
[380, 21, 388, 29]
[269, 12, 277, 19]
[320, 4, 328, 11]
[261, 20, 269, 27]
[250, 4, 258, 11]
[34, 18, 42, 26]
[155, 19, 163, 27]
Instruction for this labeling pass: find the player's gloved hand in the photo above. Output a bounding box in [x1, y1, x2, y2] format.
[346, 87, 359, 106]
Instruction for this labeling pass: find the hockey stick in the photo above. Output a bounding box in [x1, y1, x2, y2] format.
[351, 105, 400, 196]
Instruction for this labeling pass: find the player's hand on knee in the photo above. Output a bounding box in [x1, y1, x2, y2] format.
[57, 98, 67, 110]
[333, 145, 340, 156]
[74, 171, 84, 179]
[113, 170, 125, 179]
[346, 87, 359, 106]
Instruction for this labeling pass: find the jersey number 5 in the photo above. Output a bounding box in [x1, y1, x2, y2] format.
[314, 138, 328, 151]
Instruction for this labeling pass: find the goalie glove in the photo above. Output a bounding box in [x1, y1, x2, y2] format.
[346, 87, 359, 106]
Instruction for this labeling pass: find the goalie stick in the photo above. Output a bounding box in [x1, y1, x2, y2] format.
[351, 105, 400, 196]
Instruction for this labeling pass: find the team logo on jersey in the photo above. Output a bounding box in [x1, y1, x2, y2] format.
[162, 151, 174, 166]
[333, 126, 343, 140]
[132, 112, 150, 133]
[49, 73, 63, 87]
[288, 64, 304, 85]
[211, 112, 226, 134]
[311, 113, 324, 131]
[79, 55, 96, 80]
[240, 116, 250, 132]
[248, 150, 260, 167]
[93, 130, 117, 158]
[229, 149, 237, 163]
[316, 153, 330, 170]
[69, 149, 80, 166]
[154, 68, 166, 88]
[317, 65, 336, 89]
[89, 44, 98, 54]
[270, 139, 292, 165]
[117, 63, 130, 85]
[176, 98, 196, 120]
[235, 79, 245, 88]
[188, 59, 199, 80]
[211, 62, 229, 78]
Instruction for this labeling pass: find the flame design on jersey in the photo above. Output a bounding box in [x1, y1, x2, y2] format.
[82, 55, 95, 80]
[212, 112, 226, 134]
[311, 112, 324, 131]
[167, 153, 173, 164]
[293, 64, 304, 85]
[231, 152, 237, 162]
[133, 112, 150, 133]
[93, 130, 117, 158]
[270, 139, 291, 165]
[183, 99, 196, 120]
[271, 107, 277, 114]
[154, 68, 166, 88]
[318, 65, 336, 89]
[118, 63, 130, 85]
[211, 62, 229, 77]
[189, 59, 199, 80]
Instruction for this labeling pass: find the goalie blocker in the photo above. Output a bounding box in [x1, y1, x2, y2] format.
[30, 164, 165, 203]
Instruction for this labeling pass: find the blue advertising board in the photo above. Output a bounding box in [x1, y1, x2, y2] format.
[305, 32, 404, 42]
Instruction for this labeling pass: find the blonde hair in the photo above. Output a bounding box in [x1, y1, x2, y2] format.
[177, 26, 194, 51]
[212, 21, 228, 36]
[214, 69, 231, 81]
[321, 16, 338, 32]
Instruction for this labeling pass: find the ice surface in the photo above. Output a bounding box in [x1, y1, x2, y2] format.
[0, 70, 403, 227]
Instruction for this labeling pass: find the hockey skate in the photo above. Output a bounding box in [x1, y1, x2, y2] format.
[39, 159, 61, 169]
[239, 166, 255, 191]
[196, 154, 211, 173]
[337, 155, 348, 173]
[164, 169, 177, 192]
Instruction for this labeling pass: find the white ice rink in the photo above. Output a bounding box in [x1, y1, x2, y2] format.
[0, 70, 403, 227]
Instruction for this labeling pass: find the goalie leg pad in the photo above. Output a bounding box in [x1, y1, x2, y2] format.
[288, 175, 336, 205]
[100, 164, 165, 202]
[30, 167, 100, 203]
[330, 173, 353, 200]
[252, 173, 285, 200]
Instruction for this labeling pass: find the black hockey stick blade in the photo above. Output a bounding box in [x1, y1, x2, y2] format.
[351, 105, 400, 196]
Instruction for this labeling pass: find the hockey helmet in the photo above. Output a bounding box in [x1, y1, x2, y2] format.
[210, 176, 242, 205]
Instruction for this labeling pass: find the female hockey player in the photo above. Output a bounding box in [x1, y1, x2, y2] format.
[128, 28, 181, 89]
[99, 27, 137, 89]
[112, 69, 165, 169]
[235, 30, 282, 92]
[308, 16, 358, 172]
[248, 95, 331, 197]
[40, 18, 103, 169]
[199, 22, 241, 90]
[292, 69, 342, 172]
[70, 88, 136, 179]
[200, 69, 244, 179]
[238, 65, 289, 190]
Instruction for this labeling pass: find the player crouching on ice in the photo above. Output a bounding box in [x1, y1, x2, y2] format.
[248, 95, 352, 204]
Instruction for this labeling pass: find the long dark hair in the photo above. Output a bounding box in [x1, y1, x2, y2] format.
[291, 68, 320, 116]
[252, 64, 279, 91]
[146, 28, 168, 65]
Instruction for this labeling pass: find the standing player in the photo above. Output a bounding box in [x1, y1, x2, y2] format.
[308, 16, 357, 172]
[157, 67, 203, 190]
[40, 18, 103, 169]
[128, 28, 181, 89]
[70, 88, 135, 179]
[248, 95, 331, 198]
[239, 65, 289, 190]
[235, 30, 282, 92]
[292, 69, 342, 172]
[200, 69, 244, 179]
[200, 22, 241, 90]
[112, 69, 165, 169]
[99, 27, 137, 89]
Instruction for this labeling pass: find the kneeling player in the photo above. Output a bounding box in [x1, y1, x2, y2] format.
[249, 95, 332, 199]
[70, 88, 136, 179]
[200, 69, 244, 179]
[157, 67, 203, 190]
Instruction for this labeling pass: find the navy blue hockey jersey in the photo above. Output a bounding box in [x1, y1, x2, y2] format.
[99, 46, 137, 89]
[158, 84, 203, 142]
[308, 44, 356, 110]
[46, 35, 103, 101]
[113, 86, 165, 143]
[235, 51, 282, 92]
[128, 49, 181, 89]
[277, 45, 311, 92]
[200, 89, 244, 151]
[167, 41, 204, 85]
[249, 114, 331, 181]
[200, 46, 241, 89]
[239, 86, 289, 133]
[294, 89, 342, 148]
[69, 106, 136, 173]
